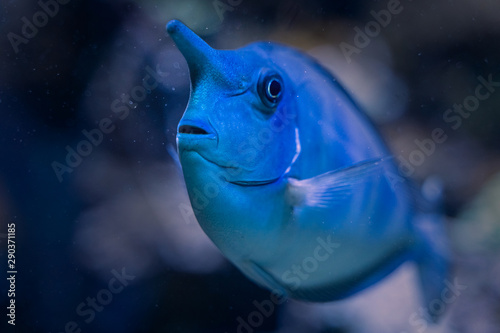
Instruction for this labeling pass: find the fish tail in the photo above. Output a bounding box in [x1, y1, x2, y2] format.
[413, 176, 450, 322]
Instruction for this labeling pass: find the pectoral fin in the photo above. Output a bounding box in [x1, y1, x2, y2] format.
[239, 261, 289, 298]
[286, 157, 390, 208]
[167, 144, 183, 175]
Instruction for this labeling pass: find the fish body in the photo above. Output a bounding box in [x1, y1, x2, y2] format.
[167, 20, 448, 311]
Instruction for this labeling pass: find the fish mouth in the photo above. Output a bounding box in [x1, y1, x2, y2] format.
[177, 119, 217, 141]
[178, 124, 209, 135]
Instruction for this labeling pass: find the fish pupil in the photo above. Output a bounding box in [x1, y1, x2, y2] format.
[268, 79, 282, 99]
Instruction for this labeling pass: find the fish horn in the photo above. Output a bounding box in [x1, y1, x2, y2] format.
[167, 20, 218, 83]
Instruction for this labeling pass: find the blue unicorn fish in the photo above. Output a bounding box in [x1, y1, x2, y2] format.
[167, 19, 448, 319]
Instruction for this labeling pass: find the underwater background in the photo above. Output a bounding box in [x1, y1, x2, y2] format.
[1, 0, 499, 332]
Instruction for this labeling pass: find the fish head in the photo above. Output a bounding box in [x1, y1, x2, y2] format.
[168, 20, 299, 186]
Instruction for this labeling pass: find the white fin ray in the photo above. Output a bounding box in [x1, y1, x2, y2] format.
[286, 157, 390, 208]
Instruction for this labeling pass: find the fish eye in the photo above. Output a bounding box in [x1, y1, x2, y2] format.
[258, 70, 283, 109]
